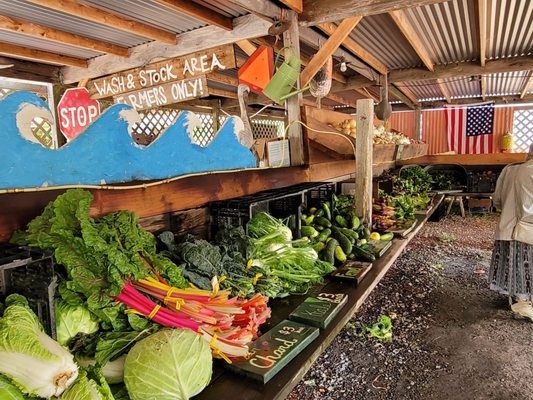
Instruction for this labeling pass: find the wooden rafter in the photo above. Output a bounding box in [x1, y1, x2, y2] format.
[27, 0, 176, 44]
[280, 0, 303, 13]
[0, 56, 61, 83]
[0, 42, 87, 68]
[355, 88, 379, 102]
[153, 0, 232, 30]
[62, 14, 271, 83]
[226, 0, 280, 21]
[436, 78, 451, 103]
[520, 70, 533, 99]
[0, 15, 128, 57]
[478, 0, 487, 67]
[389, 84, 417, 109]
[324, 92, 357, 108]
[300, 16, 362, 87]
[480, 74, 486, 100]
[389, 10, 434, 71]
[316, 21, 388, 75]
[301, 0, 450, 25]
[236, 40, 257, 56]
[331, 57, 533, 92]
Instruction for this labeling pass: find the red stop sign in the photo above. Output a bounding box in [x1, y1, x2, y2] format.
[57, 88, 101, 141]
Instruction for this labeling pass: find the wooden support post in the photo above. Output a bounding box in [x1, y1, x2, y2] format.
[414, 108, 422, 141]
[283, 10, 305, 166]
[356, 99, 373, 226]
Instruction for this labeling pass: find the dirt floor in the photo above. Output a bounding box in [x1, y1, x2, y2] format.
[288, 213, 533, 400]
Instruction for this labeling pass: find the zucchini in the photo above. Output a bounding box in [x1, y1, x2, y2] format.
[314, 216, 332, 228]
[316, 228, 332, 242]
[331, 228, 353, 255]
[353, 245, 376, 262]
[335, 215, 349, 228]
[341, 228, 359, 241]
[301, 226, 319, 238]
[334, 245, 347, 263]
[324, 238, 338, 265]
[380, 232, 394, 241]
[363, 227, 371, 240]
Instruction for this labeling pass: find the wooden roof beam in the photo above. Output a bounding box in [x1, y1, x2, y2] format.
[520, 70, 533, 99]
[0, 15, 128, 57]
[389, 10, 434, 71]
[480, 75, 486, 100]
[300, 16, 362, 87]
[478, 0, 487, 67]
[27, 0, 176, 44]
[355, 88, 379, 102]
[389, 84, 417, 109]
[316, 21, 388, 75]
[325, 92, 357, 108]
[301, 0, 450, 26]
[436, 78, 451, 103]
[226, 0, 280, 21]
[280, 0, 303, 13]
[153, 0, 233, 30]
[0, 42, 87, 68]
[0, 56, 61, 83]
[332, 57, 533, 92]
[236, 40, 257, 56]
[62, 14, 271, 83]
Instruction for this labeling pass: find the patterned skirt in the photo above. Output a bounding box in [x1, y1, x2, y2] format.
[489, 240, 533, 300]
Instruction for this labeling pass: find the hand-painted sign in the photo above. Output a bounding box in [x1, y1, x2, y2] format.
[57, 88, 101, 141]
[87, 44, 235, 99]
[114, 76, 208, 110]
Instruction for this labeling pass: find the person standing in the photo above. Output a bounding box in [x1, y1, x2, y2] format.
[489, 144, 533, 319]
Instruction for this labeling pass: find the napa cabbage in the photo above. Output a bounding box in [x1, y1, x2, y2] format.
[124, 329, 212, 400]
[0, 294, 78, 398]
[0, 375, 25, 400]
[58, 367, 114, 400]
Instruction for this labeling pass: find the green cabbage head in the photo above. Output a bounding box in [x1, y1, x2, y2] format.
[56, 301, 100, 346]
[124, 329, 212, 400]
[0, 294, 78, 398]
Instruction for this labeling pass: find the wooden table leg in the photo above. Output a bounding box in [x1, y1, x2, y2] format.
[458, 197, 465, 217]
[446, 196, 454, 216]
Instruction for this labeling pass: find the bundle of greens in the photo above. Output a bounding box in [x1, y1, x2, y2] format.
[394, 166, 433, 198]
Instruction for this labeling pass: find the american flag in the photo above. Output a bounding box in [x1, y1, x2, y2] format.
[445, 102, 495, 154]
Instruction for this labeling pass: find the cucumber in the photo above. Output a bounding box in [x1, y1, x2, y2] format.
[322, 202, 332, 220]
[301, 226, 319, 238]
[380, 232, 394, 241]
[334, 245, 347, 263]
[353, 245, 376, 262]
[304, 215, 315, 225]
[335, 215, 349, 228]
[331, 228, 353, 255]
[312, 241, 326, 252]
[351, 215, 360, 230]
[316, 228, 331, 242]
[314, 216, 332, 228]
[363, 227, 371, 240]
[309, 207, 318, 215]
[324, 238, 338, 264]
[340, 228, 359, 241]
[315, 208, 325, 218]
[314, 224, 324, 231]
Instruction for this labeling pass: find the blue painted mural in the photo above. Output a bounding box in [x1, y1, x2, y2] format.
[0, 91, 257, 189]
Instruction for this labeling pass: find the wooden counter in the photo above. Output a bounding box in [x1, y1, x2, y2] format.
[397, 153, 527, 166]
[196, 195, 444, 400]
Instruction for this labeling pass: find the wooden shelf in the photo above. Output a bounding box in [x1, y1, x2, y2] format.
[196, 195, 444, 400]
[397, 153, 527, 166]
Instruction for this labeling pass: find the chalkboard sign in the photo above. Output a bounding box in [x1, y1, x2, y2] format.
[289, 292, 348, 328]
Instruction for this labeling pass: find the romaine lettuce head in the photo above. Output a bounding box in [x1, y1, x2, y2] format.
[56, 301, 100, 346]
[58, 367, 114, 400]
[0, 294, 78, 398]
[0, 374, 25, 400]
[124, 329, 212, 400]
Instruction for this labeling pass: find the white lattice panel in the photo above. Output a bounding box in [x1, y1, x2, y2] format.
[512, 110, 533, 152]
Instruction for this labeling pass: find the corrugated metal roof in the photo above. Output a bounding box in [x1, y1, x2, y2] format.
[403, 0, 478, 64]
[442, 76, 481, 98]
[194, 0, 248, 18]
[349, 14, 422, 70]
[79, 0, 206, 34]
[401, 80, 443, 100]
[0, 30, 102, 59]
[0, 0, 148, 47]
[487, 0, 533, 60]
[485, 70, 530, 96]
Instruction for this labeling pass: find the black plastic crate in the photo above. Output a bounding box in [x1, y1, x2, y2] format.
[0, 243, 57, 338]
[304, 182, 336, 209]
[466, 171, 500, 193]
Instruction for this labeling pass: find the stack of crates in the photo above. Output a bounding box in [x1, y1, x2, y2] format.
[209, 182, 336, 238]
[466, 170, 500, 193]
[0, 243, 57, 338]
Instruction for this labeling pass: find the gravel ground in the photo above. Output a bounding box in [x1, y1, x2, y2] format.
[288, 213, 533, 400]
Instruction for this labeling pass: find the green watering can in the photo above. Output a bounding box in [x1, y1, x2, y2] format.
[263, 47, 309, 104]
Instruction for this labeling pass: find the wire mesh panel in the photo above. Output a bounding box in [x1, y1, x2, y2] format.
[512, 109, 533, 152]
